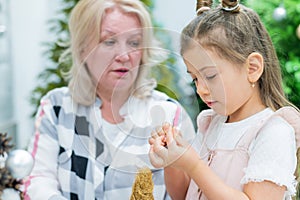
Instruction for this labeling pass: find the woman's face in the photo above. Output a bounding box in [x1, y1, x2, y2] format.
[85, 7, 143, 93]
[183, 45, 256, 122]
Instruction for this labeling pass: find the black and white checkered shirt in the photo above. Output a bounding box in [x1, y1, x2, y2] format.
[24, 87, 195, 200]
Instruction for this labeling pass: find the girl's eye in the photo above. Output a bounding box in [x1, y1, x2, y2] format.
[205, 74, 216, 80]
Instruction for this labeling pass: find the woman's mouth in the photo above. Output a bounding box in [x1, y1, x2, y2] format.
[113, 68, 129, 76]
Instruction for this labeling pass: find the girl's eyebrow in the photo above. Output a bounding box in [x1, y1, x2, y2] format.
[187, 66, 216, 74]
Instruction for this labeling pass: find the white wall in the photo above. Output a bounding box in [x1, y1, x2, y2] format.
[8, 0, 196, 149]
[153, 0, 199, 118]
[10, 0, 58, 148]
[154, 0, 196, 34]
[153, 0, 196, 54]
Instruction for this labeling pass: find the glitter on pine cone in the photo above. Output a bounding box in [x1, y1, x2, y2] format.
[0, 167, 22, 192]
[0, 133, 23, 199]
[0, 133, 13, 156]
[130, 167, 154, 200]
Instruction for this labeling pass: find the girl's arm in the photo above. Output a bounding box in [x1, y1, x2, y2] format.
[186, 153, 285, 200]
[150, 125, 286, 200]
[162, 104, 194, 199]
[164, 166, 190, 200]
[149, 134, 190, 200]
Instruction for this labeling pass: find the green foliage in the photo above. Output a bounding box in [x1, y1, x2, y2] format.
[246, 0, 300, 108]
[30, 0, 76, 116]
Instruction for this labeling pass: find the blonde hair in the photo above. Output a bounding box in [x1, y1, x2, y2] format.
[65, 0, 164, 105]
[181, 0, 298, 111]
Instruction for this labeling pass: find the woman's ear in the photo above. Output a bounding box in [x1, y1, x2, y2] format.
[246, 52, 264, 83]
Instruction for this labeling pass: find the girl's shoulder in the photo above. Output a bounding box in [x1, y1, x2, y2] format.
[268, 107, 300, 148]
[248, 106, 300, 150]
[196, 109, 223, 134]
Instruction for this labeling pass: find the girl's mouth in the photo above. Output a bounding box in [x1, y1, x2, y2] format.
[205, 101, 216, 107]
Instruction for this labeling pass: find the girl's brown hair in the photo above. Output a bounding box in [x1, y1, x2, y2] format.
[182, 0, 297, 111]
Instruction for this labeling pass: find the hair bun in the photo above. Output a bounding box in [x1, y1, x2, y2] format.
[221, 0, 240, 12]
[196, 0, 213, 15]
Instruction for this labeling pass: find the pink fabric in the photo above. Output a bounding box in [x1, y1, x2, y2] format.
[23, 101, 47, 199]
[173, 106, 181, 127]
[23, 176, 35, 200]
[31, 101, 47, 158]
[273, 107, 300, 148]
[186, 106, 300, 199]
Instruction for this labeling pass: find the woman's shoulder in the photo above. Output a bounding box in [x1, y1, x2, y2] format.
[151, 90, 174, 101]
[148, 90, 180, 107]
[42, 86, 70, 98]
[40, 86, 71, 106]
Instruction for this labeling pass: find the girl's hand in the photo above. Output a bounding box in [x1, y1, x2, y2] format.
[149, 123, 196, 171]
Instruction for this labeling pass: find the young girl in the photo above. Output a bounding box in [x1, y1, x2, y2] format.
[149, 0, 300, 199]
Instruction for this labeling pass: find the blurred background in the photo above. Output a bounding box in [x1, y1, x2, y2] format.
[0, 0, 197, 149]
[0, 0, 299, 151]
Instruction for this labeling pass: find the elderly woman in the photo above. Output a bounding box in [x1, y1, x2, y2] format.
[24, 0, 195, 199]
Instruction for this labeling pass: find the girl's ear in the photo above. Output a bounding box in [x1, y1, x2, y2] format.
[246, 52, 264, 83]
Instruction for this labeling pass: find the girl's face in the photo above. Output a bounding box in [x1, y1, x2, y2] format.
[85, 7, 143, 92]
[183, 45, 258, 122]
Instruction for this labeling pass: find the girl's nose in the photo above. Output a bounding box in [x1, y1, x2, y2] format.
[196, 78, 210, 96]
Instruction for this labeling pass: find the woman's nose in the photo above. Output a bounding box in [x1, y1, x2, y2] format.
[115, 44, 130, 62]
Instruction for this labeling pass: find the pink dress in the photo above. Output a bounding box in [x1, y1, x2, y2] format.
[185, 106, 300, 200]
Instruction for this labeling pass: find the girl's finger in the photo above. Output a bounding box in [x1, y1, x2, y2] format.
[149, 146, 164, 168]
[152, 137, 165, 152]
[156, 126, 165, 137]
[151, 130, 159, 139]
[148, 137, 155, 145]
[152, 138, 169, 162]
[162, 122, 171, 133]
[165, 125, 175, 146]
[173, 127, 188, 147]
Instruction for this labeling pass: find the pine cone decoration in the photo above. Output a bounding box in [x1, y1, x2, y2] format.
[0, 167, 22, 192]
[0, 168, 11, 192]
[0, 133, 14, 156]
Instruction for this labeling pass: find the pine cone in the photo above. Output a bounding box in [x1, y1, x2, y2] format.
[0, 167, 13, 191]
[0, 133, 14, 156]
[0, 167, 22, 193]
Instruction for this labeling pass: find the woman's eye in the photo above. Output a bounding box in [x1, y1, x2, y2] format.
[128, 40, 140, 48]
[103, 39, 116, 46]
